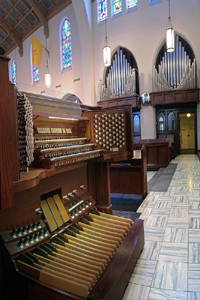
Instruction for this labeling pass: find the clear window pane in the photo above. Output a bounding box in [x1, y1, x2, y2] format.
[133, 115, 140, 133]
[168, 112, 175, 130]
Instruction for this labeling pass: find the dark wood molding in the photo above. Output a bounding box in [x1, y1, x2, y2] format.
[28, 0, 49, 38]
[97, 94, 141, 109]
[133, 141, 170, 168]
[0, 15, 23, 56]
[0, 56, 13, 209]
[150, 88, 199, 106]
[110, 145, 147, 200]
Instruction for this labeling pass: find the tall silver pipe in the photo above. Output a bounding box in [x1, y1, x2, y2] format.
[110, 66, 113, 95]
[167, 52, 170, 83]
[164, 52, 167, 80]
[178, 42, 181, 85]
[122, 55, 125, 93]
[113, 57, 116, 95]
[193, 58, 196, 88]
[117, 48, 121, 96]
[169, 52, 173, 87]
[175, 36, 179, 87]
[120, 50, 123, 93]
[114, 54, 117, 96]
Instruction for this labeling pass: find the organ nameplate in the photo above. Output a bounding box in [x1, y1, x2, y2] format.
[36, 127, 72, 134]
[37, 128, 51, 134]
[113, 147, 119, 152]
[51, 128, 62, 134]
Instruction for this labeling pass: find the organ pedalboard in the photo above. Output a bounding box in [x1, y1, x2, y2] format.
[0, 191, 141, 300]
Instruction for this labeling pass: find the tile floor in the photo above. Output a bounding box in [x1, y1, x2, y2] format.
[122, 154, 200, 300]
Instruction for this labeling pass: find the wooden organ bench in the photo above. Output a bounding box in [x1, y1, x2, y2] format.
[110, 145, 147, 201]
[0, 55, 144, 300]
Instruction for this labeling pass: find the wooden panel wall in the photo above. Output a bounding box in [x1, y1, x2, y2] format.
[0, 55, 13, 210]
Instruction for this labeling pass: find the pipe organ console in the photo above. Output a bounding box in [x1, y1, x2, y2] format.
[0, 56, 144, 300]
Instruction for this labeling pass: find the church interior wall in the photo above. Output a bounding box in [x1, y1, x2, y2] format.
[7, 0, 200, 147]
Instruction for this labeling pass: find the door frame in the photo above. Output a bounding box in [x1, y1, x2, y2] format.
[156, 103, 197, 157]
[177, 109, 197, 154]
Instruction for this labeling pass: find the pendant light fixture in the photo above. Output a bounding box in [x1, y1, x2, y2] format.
[45, 32, 51, 88]
[166, 0, 174, 52]
[103, 19, 111, 67]
[45, 47, 51, 88]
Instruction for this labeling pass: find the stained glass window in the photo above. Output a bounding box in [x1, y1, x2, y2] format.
[98, 0, 107, 21]
[11, 58, 16, 85]
[113, 0, 122, 15]
[127, 0, 137, 9]
[158, 112, 165, 131]
[61, 19, 72, 71]
[32, 64, 39, 84]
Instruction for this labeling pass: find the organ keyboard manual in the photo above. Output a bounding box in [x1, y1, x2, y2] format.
[0, 55, 144, 300]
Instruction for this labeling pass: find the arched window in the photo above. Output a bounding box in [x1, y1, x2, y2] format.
[30, 45, 40, 85]
[98, 0, 107, 21]
[11, 58, 16, 85]
[113, 0, 122, 15]
[133, 114, 140, 133]
[168, 111, 175, 131]
[127, 0, 137, 9]
[158, 112, 165, 131]
[154, 35, 196, 91]
[60, 18, 72, 72]
[105, 47, 140, 96]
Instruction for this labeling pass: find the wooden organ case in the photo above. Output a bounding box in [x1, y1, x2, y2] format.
[0, 56, 144, 300]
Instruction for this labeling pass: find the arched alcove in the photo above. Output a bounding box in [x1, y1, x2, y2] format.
[153, 34, 196, 91]
[103, 46, 140, 97]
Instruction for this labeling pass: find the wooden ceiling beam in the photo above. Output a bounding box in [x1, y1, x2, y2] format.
[0, 16, 23, 56]
[28, 0, 49, 38]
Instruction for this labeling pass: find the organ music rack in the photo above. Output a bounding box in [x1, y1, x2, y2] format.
[0, 55, 144, 300]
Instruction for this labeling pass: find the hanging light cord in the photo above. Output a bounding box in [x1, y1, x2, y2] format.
[169, 0, 171, 18]
[105, 19, 108, 46]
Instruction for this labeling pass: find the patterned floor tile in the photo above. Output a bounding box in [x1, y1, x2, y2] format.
[188, 292, 200, 300]
[167, 218, 188, 228]
[164, 227, 188, 243]
[189, 243, 200, 263]
[158, 242, 188, 263]
[169, 208, 188, 218]
[146, 216, 168, 228]
[189, 229, 200, 243]
[129, 259, 157, 287]
[152, 261, 187, 291]
[189, 217, 200, 229]
[122, 283, 150, 300]
[148, 288, 187, 300]
[139, 240, 162, 261]
[188, 264, 200, 292]
[144, 226, 165, 242]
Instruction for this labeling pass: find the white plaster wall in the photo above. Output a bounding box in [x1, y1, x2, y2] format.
[8, 4, 86, 102]
[92, 0, 200, 140]
[7, 0, 200, 144]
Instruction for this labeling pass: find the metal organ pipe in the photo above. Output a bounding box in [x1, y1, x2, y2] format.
[102, 48, 137, 99]
[153, 35, 196, 91]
